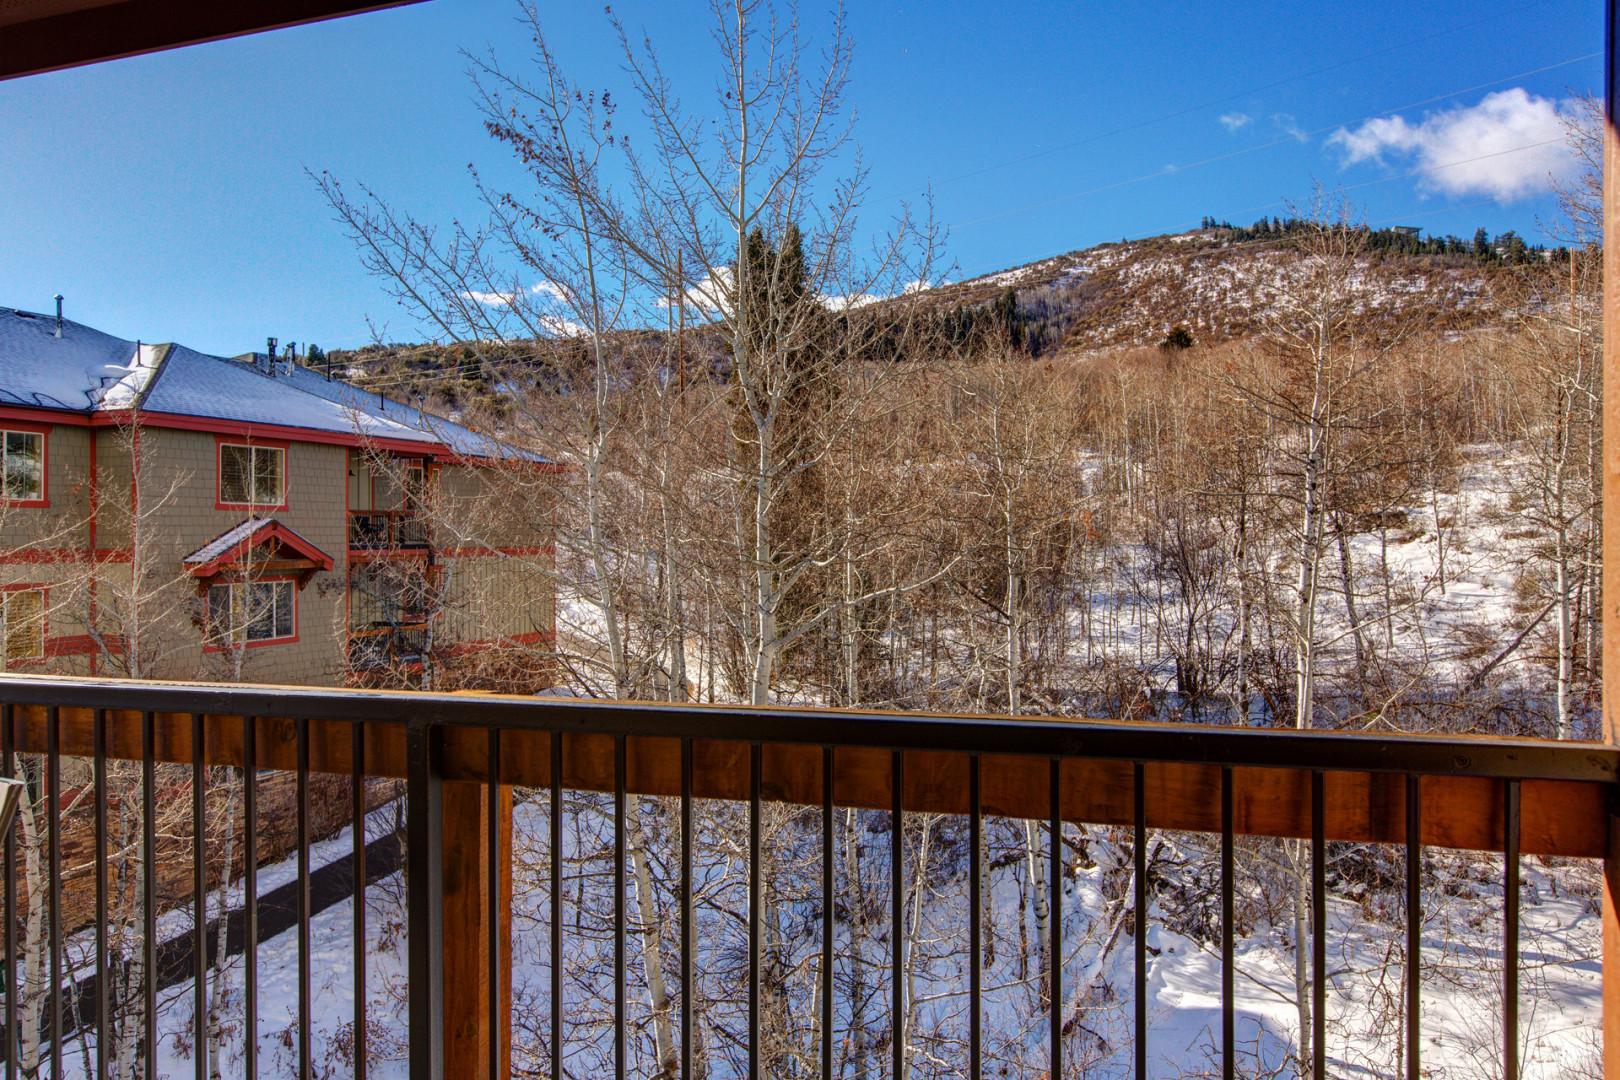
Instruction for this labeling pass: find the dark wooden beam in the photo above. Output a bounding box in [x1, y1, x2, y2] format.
[0, 0, 428, 82]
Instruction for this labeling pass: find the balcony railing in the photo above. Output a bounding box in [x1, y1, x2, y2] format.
[0, 674, 1613, 1079]
[346, 624, 430, 669]
[349, 510, 429, 550]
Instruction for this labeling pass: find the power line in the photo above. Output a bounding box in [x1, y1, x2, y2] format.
[951, 52, 1596, 231]
[358, 201, 1537, 395]
[350, 137, 1569, 381]
[348, 129, 1571, 385]
[346, 43, 1591, 371]
[889, 0, 1563, 196]
[946, 137, 1571, 285]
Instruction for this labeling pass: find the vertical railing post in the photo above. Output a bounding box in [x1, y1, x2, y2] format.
[1608, 809, 1620, 1080]
[406, 720, 445, 1080]
[1604, 3, 1620, 1076]
[440, 736, 513, 1079]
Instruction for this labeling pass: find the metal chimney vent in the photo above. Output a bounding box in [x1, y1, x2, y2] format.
[53, 294, 63, 338]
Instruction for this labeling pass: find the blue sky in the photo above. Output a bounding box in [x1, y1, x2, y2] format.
[0, 0, 1599, 355]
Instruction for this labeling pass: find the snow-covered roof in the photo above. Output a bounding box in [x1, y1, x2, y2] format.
[0, 307, 545, 462]
[183, 518, 277, 566]
[184, 517, 334, 578]
[0, 307, 162, 411]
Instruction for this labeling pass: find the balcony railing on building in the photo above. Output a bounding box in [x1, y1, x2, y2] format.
[348, 509, 430, 551]
[0, 674, 1611, 1080]
[346, 624, 430, 669]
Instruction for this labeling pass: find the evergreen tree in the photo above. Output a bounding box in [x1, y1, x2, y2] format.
[993, 287, 1022, 352]
[1473, 227, 1490, 258]
[1159, 325, 1195, 352]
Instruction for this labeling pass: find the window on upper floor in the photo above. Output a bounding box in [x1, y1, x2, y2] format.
[219, 443, 285, 507]
[207, 579, 295, 645]
[2, 589, 44, 662]
[1, 429, 45, 504]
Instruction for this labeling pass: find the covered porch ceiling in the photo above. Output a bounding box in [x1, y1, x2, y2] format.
[0, 0, 427, 81]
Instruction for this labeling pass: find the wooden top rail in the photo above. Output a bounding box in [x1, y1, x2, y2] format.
[1, 674, 1614, 858]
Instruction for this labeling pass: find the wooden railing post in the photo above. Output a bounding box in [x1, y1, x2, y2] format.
[1603, 3, 1620, 1075]
[406, 720, 445, 1080]
[441, 765, 513, 1078]
[1608, 813, 1620, 1079]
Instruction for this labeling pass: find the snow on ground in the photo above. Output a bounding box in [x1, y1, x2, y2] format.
[29, 447, 1571, 1075]
[36, 794, 1599, 1078]
[47, 806, 412, 1078]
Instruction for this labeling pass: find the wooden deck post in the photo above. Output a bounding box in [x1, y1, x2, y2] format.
[1603, 3, 1620, 1075]
[441, 774, 513, 1079]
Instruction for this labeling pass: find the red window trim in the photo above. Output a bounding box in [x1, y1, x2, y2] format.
[215, 436, 291, 511]
[1, 420, 50, 508]
[201, 575, 299, 652]
[1, 582, 48, 664]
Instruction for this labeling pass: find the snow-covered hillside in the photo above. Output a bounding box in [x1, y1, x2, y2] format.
[937, 230, 1508, 353]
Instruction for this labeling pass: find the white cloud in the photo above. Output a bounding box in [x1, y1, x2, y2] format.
[462, 281, 569, 308]
[1327, 88, 1580, 202]
[655, 267, 733, 316]
[823, 291, 880, 312]
[1271, 112, 1308, 143]
[1218, 112, 1252, 132]
[463, 289, 520, 307]
[822, 278, 935, 311]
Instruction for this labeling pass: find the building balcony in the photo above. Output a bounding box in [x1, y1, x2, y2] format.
[0, 674, 1612, 1078]
[348, 510, 430, 552]
[346, 623, 430, 669]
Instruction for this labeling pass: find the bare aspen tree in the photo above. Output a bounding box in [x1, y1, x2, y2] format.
[1496, 249, 1601, 740]
[1221, 199, 1418, 1075]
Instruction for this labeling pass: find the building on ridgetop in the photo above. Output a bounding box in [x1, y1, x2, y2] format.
[0, 304, 557, 690]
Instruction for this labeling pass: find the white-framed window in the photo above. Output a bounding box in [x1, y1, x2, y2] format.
[1, 429, 45, 503]
[207, 580, 295, 645]
[219, 443, 285, 506]
[2, 589, 44, 661]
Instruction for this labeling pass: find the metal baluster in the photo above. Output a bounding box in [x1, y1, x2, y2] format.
[1134, 762, 1146, 1080]
[141, 711, 156, 1080]
[969, 755, 982, 1080]
[244, 717, 258, 1079]
[352, 721, 365, 1080]
[821, 745, 833, 1080]
[47, 706, 60, 1080]
[1220, 766, 1233, 1080]
[2, 704, 14, 1080]
[297, 717, 311, 1080]
[681, 739, 694, 1080]
[1311, 770, 1325, 1080]
[93, 709, 107, 1080]
[1049, 758, 1062, 1079]
[749, 743, 761, 1080]
[549, 731, 561, 1080]
[487, 729, 502, 1080]
[1405, 775, 1421, 1080]
[892, 749, 904, 1080]
[1503, 780, 1521, 1080]
[192, 712, 207, 1080]
[614, 735, 626, 1080]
